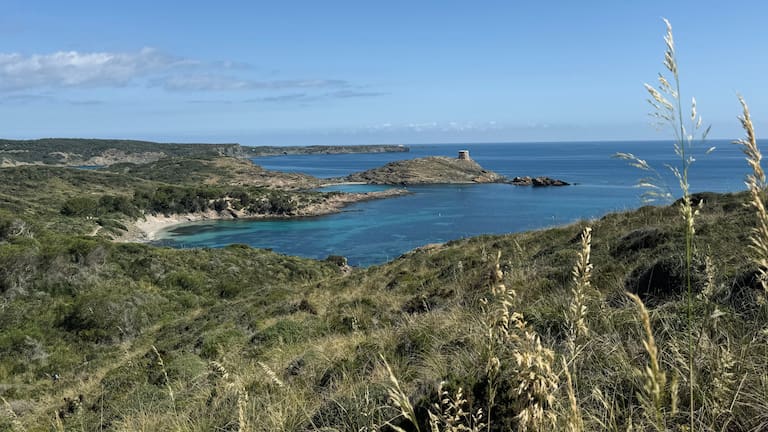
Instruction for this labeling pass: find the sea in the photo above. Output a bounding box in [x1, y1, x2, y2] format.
[153, 140, 753, 266]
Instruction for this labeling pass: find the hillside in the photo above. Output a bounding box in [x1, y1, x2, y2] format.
[246, 144, 409, 157]
[104, 156, 321, 189]
[343, 156, 507, 184]
[0, 165, 367, 240]
[0, 138, 244, 166]
[0, 179, 765, 430]
[0, 139, 411, 168]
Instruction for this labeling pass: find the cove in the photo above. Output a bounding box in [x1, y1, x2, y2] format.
[154, 141, 751, 266]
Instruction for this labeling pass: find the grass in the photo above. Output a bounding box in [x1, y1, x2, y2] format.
[0, 184, 766, 430]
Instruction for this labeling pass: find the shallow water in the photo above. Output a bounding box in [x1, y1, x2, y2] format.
[315, 184, 395, 193]
[156, 141, 751, 266]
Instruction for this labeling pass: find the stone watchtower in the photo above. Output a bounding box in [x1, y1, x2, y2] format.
[458, 150, 470, 160]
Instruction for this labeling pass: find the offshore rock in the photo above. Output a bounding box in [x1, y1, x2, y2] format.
[510, 176, 569, 186]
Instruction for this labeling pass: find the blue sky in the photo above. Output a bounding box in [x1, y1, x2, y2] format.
[1, 1, 767, 145]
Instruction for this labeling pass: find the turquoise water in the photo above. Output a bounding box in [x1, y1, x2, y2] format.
[156, 141, 752, 266]
[316, 184, 394, 193]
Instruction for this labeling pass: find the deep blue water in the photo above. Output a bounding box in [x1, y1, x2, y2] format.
[156, 141, 752, 266]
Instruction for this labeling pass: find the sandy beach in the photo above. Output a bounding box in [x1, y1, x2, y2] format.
[117, 188, 409, 243]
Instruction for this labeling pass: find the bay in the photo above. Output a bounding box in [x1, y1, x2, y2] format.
[155, 141, 752, 266]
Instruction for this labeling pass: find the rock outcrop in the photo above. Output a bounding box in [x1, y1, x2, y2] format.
[343, 156, 506, 185]
[509, 176, 569, 186]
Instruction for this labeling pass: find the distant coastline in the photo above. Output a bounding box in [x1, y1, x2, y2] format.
[0, 138, 409, 167]
[246, 144, 408, 157]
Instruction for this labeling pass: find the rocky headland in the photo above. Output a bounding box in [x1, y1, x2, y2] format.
[339, 156, 568, 186]
[342, 156, 506, 184]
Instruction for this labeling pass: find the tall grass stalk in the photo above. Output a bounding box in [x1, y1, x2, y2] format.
[616, 19, 712, 430]
[483, 250, 517, 431]
[151, 345, 176, 413]
[627, 293, 666, 431]
[382, 355, 422, 432]
[567, 226, 592, 359]
[562, 358, 583, 432]
[735, 96, 768, 306]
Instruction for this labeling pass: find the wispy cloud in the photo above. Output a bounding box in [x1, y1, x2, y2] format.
[67, 99, 105, 106]
[0, 93, 107, 106]
[189, 90, 387, 105]
[326, 90, 387, 98]
[0, 93, 56, 104]
[158, 75, 349, 92]
[0, 48, 190, 91]
[352, 120, 506, 134]
[0, 48, 362, 96]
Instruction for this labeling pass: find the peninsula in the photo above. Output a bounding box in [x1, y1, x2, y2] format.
[246, 144, 408, 157]
[0, 138, 409, 167]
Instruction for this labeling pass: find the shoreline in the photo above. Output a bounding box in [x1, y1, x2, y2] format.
[116, 188, 409, 243]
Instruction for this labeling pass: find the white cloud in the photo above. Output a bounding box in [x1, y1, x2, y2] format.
[0, 48, 189, 91]
[158, 75, 349, 92]
[0, 49, 358, 95]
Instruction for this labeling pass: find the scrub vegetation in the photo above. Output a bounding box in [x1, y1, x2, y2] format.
[1, 20, 767, 432]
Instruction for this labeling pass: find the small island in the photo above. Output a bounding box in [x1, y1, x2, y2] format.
[339, 151, 569, 186]
[342, 156, 506, 184]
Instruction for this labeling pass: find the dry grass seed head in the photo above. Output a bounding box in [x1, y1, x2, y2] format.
[429, 382, 485, 432]
[257, 361, 284, 388]
[567, 226, 593, 357]
[381, 355, 421, 432]
[151, 345, 175, 406]
[735, 96, 768, 301]
[626, 293, 667, 429]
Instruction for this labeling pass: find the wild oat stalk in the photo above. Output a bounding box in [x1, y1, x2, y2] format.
[561, 358, 583, 432]
[735, 96, 768, 305]
[617, 19, 712, 429]
[566, 226, 593, 359]
[627, 293, 667, 431]
[481, 252, 558, 432]
[428, 382, 486, 432]
[612, 152, 673, 204]
[257, 361, 284, 388]
[382, 355, 422, 432]
[482, 251, 521, 431]
[561, 227, 592, 432]
[152, 345, 176, 409]
[512, 329, 559, 432]
[209, 361, 251, 432]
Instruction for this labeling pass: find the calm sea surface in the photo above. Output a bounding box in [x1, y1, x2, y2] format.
[155, 141, 752, 266]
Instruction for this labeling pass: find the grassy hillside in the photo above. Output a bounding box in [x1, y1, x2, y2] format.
[0, 184, 765, 430]
[104, 157, 321, 189]
[0, 165, 332, 239]
[0, 138, 244, 166]
[0, 139, 409, 167]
